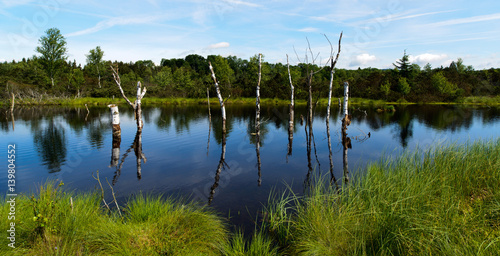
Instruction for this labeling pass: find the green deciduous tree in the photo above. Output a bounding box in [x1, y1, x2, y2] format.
[398, 77, 410, 98]
[431, 71, 458, 97]
[36, 28, 68, 87]
[380, 80, 391, 100]
[86, 46, 104, 88]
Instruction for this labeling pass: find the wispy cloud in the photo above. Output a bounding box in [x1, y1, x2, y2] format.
[360, 9, 459, 24]
[298, 27, 318, 33]
[222, 0, 261, 8]
[66, 15, 165, 37]
[1, 0, 33, 7]
[207, 42, 230, 49]
[429, 12, 500, 26]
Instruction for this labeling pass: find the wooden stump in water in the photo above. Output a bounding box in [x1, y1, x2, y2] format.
[108, 104, 121, 167]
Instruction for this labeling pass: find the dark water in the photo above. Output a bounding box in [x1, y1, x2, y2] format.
[1, 104, 499, 230]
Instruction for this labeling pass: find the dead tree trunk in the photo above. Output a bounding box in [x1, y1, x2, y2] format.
[10, 93, 15, 131]
[256, 53, 262, 136]
[256, 53, 262, 186]
[209, 61, 228, 134]
[341, 81, 351, 183]
[111, 65, 147, 131]
[325, 32, 343, 124]
[108, 104, 121, 168]
[325, 32, 342, 187]
[286, 54, 294, 156]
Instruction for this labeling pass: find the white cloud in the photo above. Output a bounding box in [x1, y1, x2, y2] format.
[409, 53, 448, 66]
[360, 9, 458, 24]
[1, 0, 33, 7]
[298, 27, 318, 32]
[429, 12, 500, 27]
[350, 53, 376, 67]
[66, 15, 165, 37]
[207, 42, 230, 49]
[222, 0, 261, 8]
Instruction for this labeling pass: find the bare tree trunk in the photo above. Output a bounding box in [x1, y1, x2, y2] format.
[108, 104, 121, 168]
[111, 65, 147, 131]
[256, 53, 262, 186]
[286, 54, 294, 156]
[341, 81, 351, 183]
[325, 32, 342, 188]
[208, 61, 228, 134]
[325, 32, 343, 124]
[256, 54, 262, 135]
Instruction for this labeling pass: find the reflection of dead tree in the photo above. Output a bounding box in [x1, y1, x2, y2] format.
[111, 65, 147, 131]
[209, 61, 230, 134]
[286, 54, 294, 156]
[208, 133, 228, 205]
[325, 32, 342, 188]
[10, 93, 15, 131]
[85, 104, 90, 122]
[256, 133, 262, 186]
[207, 88, 211, 156]
[111, 130, 147, 185]
[256, 54, 262, 186]
[133, 131, 147, 180]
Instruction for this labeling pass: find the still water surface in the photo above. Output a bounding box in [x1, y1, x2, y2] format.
[1, 104, 499, 229]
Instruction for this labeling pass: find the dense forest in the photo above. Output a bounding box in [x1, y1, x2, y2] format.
[1, 28, 499, 103]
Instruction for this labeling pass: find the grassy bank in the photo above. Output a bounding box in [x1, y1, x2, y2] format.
[264, 138, 500, 255]
[1, 95, 499, 107]
[2, 139, 499, 255]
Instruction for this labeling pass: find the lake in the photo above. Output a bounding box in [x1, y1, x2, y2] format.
[1, 103, 499, 230]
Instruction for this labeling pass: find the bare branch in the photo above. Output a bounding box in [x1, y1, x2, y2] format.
[110, 65, 135, 108]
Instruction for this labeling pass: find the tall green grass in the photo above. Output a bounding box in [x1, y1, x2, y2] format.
[2, 139, 499, 255]
[0, 183, 228, 255]
[264, 139, 500, 255]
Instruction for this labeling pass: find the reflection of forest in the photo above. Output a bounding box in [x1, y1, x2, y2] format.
[2, 104, 499, 174]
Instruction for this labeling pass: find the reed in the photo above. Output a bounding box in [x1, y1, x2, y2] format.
[264, 139, 500, 255]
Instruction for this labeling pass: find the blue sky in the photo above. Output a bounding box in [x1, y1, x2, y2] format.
[1, 0, 500, 69]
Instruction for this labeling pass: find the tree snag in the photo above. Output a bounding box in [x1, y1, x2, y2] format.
[208, 61, 229, 134]
[111, 65, 147, 131]
[286, 54, 294, 156]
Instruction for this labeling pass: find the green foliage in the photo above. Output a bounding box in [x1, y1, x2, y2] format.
[393, 50, 412, 78]
[3, 36, 500, 103]
[85, 46, 105, 87]
[380, 80, 391, 99]
[397, 77, 411, 97]
[35, 28, 68, 86]
[432, 71, 459, 98]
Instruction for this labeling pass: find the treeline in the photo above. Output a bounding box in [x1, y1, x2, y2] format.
[1, 29, 499, 102]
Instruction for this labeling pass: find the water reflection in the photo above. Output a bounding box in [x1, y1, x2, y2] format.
[111, 130, 146, 184]
[208, 132, 227, 205]
[33, 118, 67, 173]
